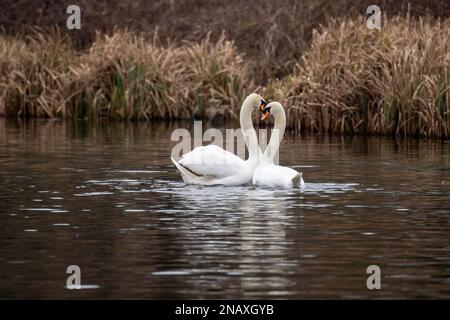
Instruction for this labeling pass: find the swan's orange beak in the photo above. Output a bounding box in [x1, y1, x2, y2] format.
[261, 111, 270, 121]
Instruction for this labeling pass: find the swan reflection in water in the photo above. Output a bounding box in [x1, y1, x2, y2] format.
[151, 183, 303, 297]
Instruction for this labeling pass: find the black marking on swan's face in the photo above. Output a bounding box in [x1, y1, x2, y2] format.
[259, 98, 267, 111]
[262, 106, 272, 113]
[260, 105, 271, 121]
[259, 98, 269, 116]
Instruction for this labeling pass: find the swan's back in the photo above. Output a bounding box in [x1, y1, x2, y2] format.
[178, 144, 248, 178]
[172, 144, 256, 185]
[253, 164, 304, 188]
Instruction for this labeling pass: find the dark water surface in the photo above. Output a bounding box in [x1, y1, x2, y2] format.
[1, 119, 449, 299]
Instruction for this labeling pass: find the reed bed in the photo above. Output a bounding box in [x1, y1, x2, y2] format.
[5, 0, 450, 82]
[1, 15, 449, 138]
[0, 31, 76, 118]
[269, 15, 450, 138]
[0, 31, 251, 121]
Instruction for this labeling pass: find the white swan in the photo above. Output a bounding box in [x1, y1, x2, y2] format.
[171, 93, 266, 186]
[252, 102, 305, 188]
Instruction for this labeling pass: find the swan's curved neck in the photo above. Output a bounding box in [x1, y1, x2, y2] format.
[240, 97, 260, 163]
[264, 107, 286, 164]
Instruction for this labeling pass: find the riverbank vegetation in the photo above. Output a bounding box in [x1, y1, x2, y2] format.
[1, 1, 449, 137]
[271, 16, 450, 138]
[0, 32, 250, 121]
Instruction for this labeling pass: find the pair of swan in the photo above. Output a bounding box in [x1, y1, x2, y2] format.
[171, 93, 304, 188]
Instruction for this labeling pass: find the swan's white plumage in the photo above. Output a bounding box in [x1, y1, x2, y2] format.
[253, 164, 304, 188]
[171, 93, 263, 186]
[252, 101, 305, 188]
[172, 95, 306, 188]
[178, 145, 247, 178]
[172, 145, 254, 185]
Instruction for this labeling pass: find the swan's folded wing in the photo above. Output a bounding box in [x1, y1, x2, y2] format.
[178, 145, 248, 178]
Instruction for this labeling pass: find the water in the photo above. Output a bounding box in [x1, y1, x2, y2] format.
[0, 119, 450, 299]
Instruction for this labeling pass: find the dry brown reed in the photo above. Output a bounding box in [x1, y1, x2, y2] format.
[268, 15, 450, 138]
[1, 14, 449, 138]
[0, 31, 252, 121]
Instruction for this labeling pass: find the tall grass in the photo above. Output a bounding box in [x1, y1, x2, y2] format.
[4, 0, 450, 81]
[269, 15, 450, 138]
[0, 31, 251, 121]
[0, 30, 76, 118]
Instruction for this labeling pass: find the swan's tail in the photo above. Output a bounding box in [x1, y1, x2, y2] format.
[292, 172, 305, 188]
[171, 156, 194, 183]
[170, 157, 216, 185]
